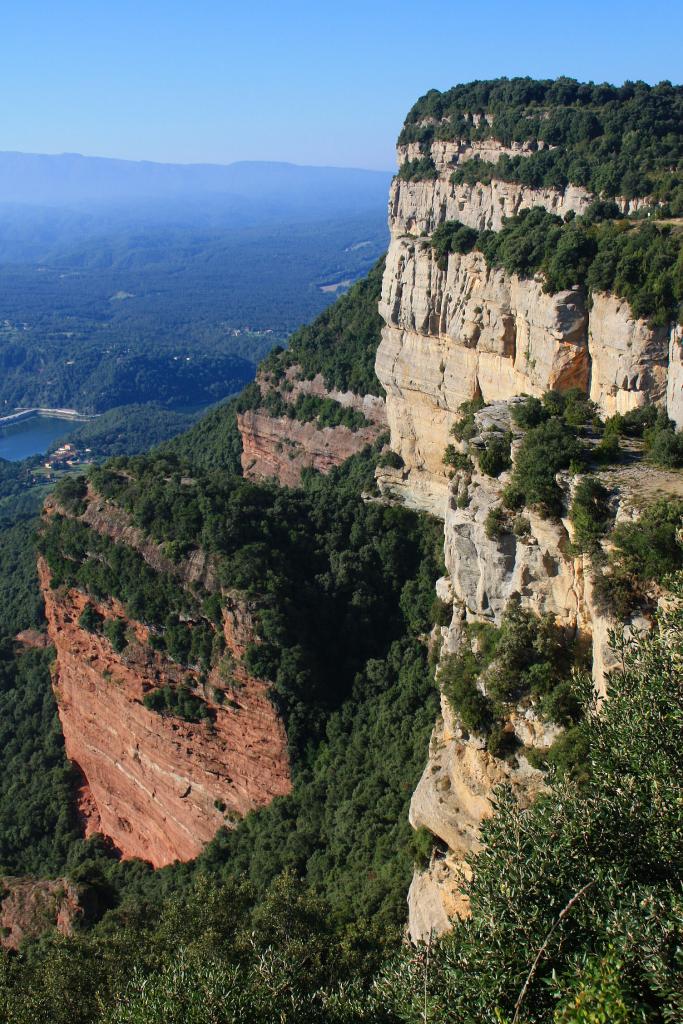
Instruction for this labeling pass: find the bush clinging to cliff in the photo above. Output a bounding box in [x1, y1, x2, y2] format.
[430, 210, 683, 326]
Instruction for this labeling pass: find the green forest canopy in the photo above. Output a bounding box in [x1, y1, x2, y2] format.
[399, 77, 683, 209]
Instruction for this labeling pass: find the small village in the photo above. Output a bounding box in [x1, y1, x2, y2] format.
[42, 441, 94, 474]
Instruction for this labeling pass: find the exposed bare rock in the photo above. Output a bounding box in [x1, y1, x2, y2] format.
[40, 559, 291, 868]
[238, 410, 383, 487]
[237, 366, 386, 486]
[390, 176, 594, 236]
[13, 629, 50, 649]
[443, 458, 584, 627]
[407, 854, 470, 943]
[1, 876, 95, 950]
[407, 693, 552, 940]
[667, 325, 683, 428]
[376, 243, 589, 509]
[589, 292, 671, 416]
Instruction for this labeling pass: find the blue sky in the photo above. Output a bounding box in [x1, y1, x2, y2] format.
[1, 0, 680, 171]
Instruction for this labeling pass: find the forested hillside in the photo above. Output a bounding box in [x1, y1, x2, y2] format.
[0, 213, 386, 413]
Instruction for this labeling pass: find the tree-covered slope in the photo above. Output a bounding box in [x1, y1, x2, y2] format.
[2, 582, 681, 1023]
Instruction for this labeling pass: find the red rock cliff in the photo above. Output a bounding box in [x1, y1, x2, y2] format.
[40, 559, 291, 868]
[238, 368, 387, 486]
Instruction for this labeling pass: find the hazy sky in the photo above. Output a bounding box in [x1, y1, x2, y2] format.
[2, 0, 681, 171]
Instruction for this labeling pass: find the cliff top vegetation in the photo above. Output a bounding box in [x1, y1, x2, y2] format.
[399, 76, 683, 209]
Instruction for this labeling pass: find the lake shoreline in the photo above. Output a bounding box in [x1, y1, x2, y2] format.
[0, 407, 96, 429]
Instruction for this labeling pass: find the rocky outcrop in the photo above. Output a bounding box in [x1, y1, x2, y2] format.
[1, 876, 95, 950]
[238, 410, 382, 487]
[394, 139, 594, 234]
[408, 691, 555, 942]
[394, 136, 651, 235]
[588, 292, 671, 416]
[403, 397, 681, 940]
[41, 558, 290, 868]
[238, 367, 386, 486]
[377, 141, 679, 513]
[666, 325, 683, 429]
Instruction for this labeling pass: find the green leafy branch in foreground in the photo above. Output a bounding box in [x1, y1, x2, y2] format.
[380, 580, 683, 1023]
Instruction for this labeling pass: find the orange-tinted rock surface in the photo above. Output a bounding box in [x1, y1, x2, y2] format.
[238, 409, 383, 486]
[0, 876, 94, 949]
[40, 559, 291, 868]
[238, 367, 387, 486]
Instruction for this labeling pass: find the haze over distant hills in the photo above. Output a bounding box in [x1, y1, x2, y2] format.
[0, 151, 392, 265]
[0, 150, 391, 209]
[0, 152, 390, 417]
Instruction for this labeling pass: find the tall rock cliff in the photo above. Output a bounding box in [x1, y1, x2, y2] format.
[40, 492, 291, 868]
[376, 133, 681, 514]
[376, 104, 683, 940]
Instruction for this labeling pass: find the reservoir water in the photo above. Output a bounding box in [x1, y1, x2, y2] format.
[0, 416, 76, 461]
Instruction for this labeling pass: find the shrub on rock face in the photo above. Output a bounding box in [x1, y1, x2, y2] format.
[53, 475, 88, 516]
[484, 505, 507, 540]
[443, 445, 473, 472]
[378, 449, 404, 470]
[511, 396, 549, 429]
[644, 412, 683, 468]
[477, 432, 512, 477]
[78, 603, 103, 633]
[570, 476, 612, 553]
[509, 418, 582, 515]
[103, 617, 128, 653]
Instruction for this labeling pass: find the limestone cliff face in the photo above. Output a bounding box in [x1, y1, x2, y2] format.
[404, 401, 674, 941]
[394, 139, 594, 235]
[238, 368, 387, 486]
[376, 245, 589, 509]
[394, 136, 649, 235]
[40, 549, 290, 868]
[407, 691, 556, 940]
[377, 139, 679, 513]
[588, 292, 672, 417]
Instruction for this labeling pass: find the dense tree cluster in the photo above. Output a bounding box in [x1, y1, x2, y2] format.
[400, 77, 683, 207]
[0, 643, 81, 874]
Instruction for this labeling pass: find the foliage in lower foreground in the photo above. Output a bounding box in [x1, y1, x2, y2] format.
[2, 578, 682, 1023]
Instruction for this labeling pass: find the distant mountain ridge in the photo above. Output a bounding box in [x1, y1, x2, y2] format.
[0, 151, 392, 207]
